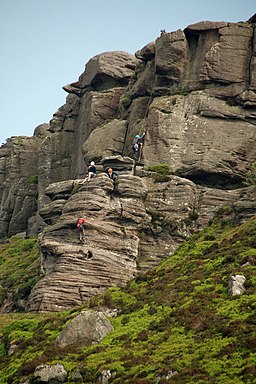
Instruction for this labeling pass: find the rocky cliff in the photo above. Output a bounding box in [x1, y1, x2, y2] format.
[1, 15, 256, 312]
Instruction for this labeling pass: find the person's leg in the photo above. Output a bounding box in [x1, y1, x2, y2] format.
[87, 172, 94, 181]
[82, 174, 88, 184]
[81, 227, 85, 241]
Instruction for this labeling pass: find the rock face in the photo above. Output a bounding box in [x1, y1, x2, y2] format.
[1, 16, 256, 312]
[27, 170, 150, 311]
[0, 134, 45, 238]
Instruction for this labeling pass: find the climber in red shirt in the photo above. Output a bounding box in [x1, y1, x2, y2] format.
[77, 217, 85, 242]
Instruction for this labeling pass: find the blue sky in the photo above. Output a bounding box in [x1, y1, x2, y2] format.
[0, 0, 255, 145]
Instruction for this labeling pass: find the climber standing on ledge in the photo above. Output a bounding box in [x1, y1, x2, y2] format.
[77, 217, 86, 242]
[82, 161, 97, 183]
[106, 167, 118, 180]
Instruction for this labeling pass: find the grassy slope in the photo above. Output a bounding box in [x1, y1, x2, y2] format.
[0, 212, 255, 383]
[0, 238, 40, 311]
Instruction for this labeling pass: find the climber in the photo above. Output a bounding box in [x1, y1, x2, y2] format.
[77, 217, 86, 242]
[82, 161, 96, 183]
[106, 167, 118, 180]
[131, 132, 146, 161]
[135, 132, 146, 146]
[131, 142, 140, 161]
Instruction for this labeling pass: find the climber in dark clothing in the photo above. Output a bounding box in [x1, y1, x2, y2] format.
[82, 161, 96, 183]
[131, 132, 146, 161]
[131, 142, 139, 160]
[106, 167, 118, 180]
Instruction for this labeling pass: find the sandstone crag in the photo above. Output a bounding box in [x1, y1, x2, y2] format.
[1, 15, 256, 312]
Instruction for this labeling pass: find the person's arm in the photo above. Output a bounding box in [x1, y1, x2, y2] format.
[141, 132, 146, 144]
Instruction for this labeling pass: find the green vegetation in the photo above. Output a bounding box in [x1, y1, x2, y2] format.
[177, 87, 190, 96]
[0, 214, 255, 383]
[121, 95, 132, 109]
[244, 161, 256, 186]
[0, 238, 40, 310]
[71, 182, 80, 195]
[27, 175, 38, 185]
[146, 163, 170, 182]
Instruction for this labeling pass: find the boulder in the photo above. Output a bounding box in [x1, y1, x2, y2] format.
[33, 123, 49, 137]
[101, 155, 134, 174]
[71, 369, 83, 382]
[98, 369, 116, 384]
[78, 51, 139, 89]
[55, 310, 113, 348]
[135, 41, 155, 61]
[34, 363, 67, 383]
[229, 274, 246, 296]
[185, 21, 227, 31]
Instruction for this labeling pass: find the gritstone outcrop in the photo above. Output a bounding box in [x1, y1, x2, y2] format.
[1, 17, 256, 312]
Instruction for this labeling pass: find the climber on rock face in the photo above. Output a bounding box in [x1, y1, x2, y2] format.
[106, 167, 117, 180]
[131, 132, 146, 161]
[131, 142, 140, 161]
[82, 161, 97, 183]
[135, 132, 146, 146]
[77, 217, 86, 242]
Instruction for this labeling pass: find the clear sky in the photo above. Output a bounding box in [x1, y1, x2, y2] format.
[0, 0, 255, 145]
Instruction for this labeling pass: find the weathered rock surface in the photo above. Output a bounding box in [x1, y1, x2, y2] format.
[27, 172, 150, 311]
[0, 136, 41, 238]
[34, 363, 67, 383]
[82, 119, 127, 163]
[1, 16, 256, 312]
[55, 310, 114, 348]
[140, 92, 256, 185]
[229, 274, 246, 296]
[98, 369, 116, 384]
[78, 51, 139, 89]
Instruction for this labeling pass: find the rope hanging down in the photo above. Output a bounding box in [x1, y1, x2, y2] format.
[137, 75, 157, 163]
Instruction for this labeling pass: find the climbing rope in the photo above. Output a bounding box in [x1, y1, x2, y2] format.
[137, 74, 157, 164]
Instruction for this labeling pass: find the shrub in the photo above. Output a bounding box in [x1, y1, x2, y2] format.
[146, 164, 170, 175]
[145, 164, 170, 182]
[71, 182, 80, 195]
[121, 96, 132, 109]
[27, 175, 38, 184]
[244, 162, 256, 186]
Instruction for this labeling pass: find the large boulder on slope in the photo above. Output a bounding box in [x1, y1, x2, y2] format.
[55, 310, 114, 348]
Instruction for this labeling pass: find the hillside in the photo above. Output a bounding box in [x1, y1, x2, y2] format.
[0, 208, 255, 383]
